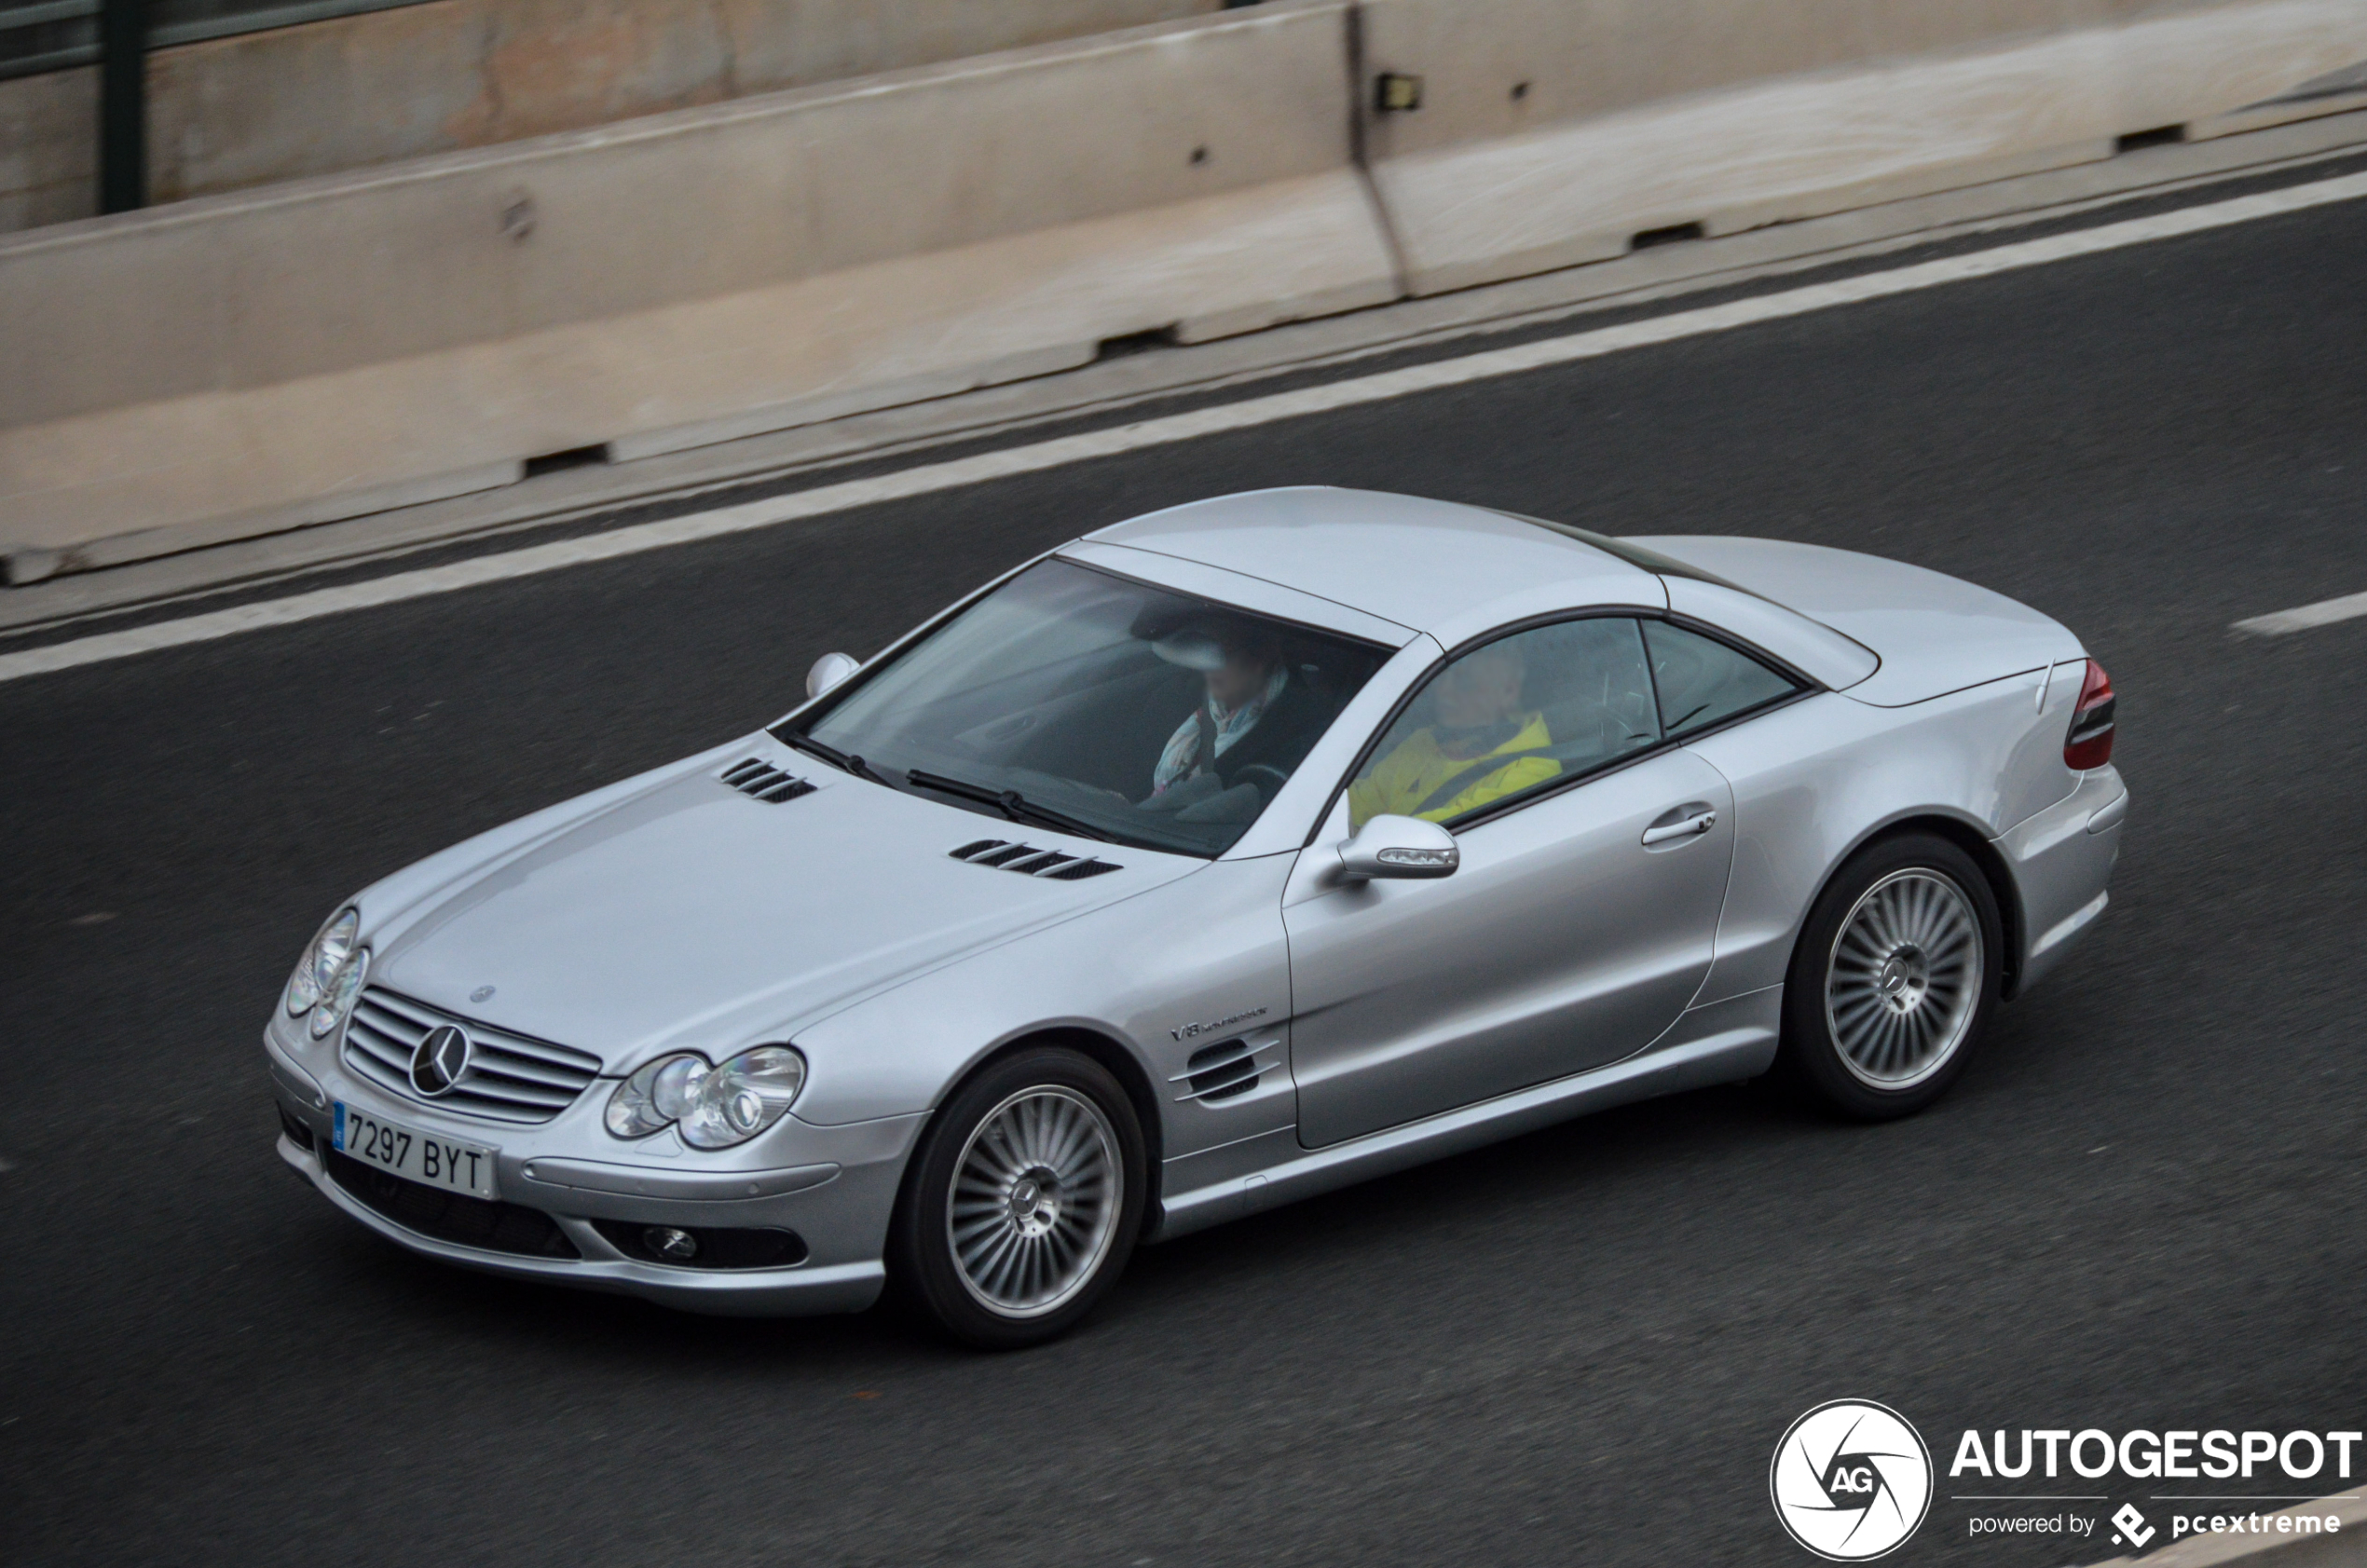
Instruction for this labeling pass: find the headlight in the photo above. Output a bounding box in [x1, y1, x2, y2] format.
[309, 945, 368, 1039]
[605, 1054, 691, 1139]
[284, 907, 359, 1016]
[605, 1046, 806, 1148]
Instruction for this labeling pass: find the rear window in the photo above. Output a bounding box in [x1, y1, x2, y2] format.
[1643, 620, 1798, 737]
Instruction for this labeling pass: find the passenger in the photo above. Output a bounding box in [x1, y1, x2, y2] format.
[1348, 640, 1557, 826]
[1147, 620, 1331, 802]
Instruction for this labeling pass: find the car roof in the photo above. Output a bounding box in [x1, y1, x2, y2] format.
[1082, 487, 1665, 634]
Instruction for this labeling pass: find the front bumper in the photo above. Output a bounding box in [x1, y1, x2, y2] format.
[267, 1028, 924, 1316]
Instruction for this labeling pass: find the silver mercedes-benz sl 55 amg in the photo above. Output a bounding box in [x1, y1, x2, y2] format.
[265, 487, 2125, 1346]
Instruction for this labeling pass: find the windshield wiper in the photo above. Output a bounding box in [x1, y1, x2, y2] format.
[789, 743, 1111, 842]
[784, 732, 890, 786]
[904, 769, 1113, 842]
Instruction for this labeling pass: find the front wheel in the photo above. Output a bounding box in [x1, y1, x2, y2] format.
[1778, 833, 2003, 1120]
[888, 1046, 1146, 1349]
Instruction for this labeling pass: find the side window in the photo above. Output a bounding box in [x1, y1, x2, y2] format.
[1348, 618, 1661, 828]
[1642, 620, 1798, 737]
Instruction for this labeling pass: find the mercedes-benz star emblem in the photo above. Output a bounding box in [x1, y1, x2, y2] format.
[410, 1024, 472, 1098]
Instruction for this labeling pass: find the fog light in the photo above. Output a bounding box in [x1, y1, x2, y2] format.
[644, 1226, 698, 1261]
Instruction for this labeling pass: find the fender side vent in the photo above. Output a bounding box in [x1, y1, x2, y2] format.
[719, 758, 815, 803]
[1183, 1037, 1260, 1102]
[948, 839, 1123, 879]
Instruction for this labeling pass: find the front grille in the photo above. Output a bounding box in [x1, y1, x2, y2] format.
[344, 989, 602, 1125]
[326, 1152, 579, 1259]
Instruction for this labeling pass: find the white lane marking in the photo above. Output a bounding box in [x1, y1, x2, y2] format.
[2232, 589, 2367, 636]
[8, 168, 2367, 687]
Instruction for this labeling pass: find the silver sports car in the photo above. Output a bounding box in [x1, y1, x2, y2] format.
[265, 488, 2125, 1346]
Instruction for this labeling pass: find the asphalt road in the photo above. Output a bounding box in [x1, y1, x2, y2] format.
[5, 185, 2366, 1568]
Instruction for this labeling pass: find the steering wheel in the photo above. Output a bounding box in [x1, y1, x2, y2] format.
[1232, 763, 1292, 801]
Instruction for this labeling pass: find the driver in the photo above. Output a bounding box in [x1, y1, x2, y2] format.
[1148, 619, 1329, 802]
[1348, 639, 1557, 826]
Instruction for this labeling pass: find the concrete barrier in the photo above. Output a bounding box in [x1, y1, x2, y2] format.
[1360, 0, 2367, 294]
[0, 0, 1224, 232]
[0, 1, 1399, 572]
[7, 0, 2366, 579]
[141, 0, 1227, 204]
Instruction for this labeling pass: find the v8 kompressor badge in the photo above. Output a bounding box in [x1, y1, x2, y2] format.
[1170, 1006, 1267, 1042]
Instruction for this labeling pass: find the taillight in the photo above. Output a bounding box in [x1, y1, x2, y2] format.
[2063, 659, 2115, 770]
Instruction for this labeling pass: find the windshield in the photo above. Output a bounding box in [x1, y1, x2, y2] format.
[782, 558, 1390, 857]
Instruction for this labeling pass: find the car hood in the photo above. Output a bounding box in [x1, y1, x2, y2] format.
[367, 747, 1199, 1069]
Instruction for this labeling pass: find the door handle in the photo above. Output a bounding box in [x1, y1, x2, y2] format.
[1640, 809, 1717, 847]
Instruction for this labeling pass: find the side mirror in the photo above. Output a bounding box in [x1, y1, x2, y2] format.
[1336, 813, 1459, 881]
[805, 651, 860, 700]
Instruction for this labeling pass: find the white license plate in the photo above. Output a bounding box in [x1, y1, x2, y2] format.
[334, 1102, 497, 1199]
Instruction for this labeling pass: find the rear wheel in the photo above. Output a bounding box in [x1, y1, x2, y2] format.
[889, 1046, 1145, 1349]
[1779, 833, 2002, 1120]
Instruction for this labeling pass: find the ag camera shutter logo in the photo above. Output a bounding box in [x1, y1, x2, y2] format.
[1771, 1399, 1934, 1560]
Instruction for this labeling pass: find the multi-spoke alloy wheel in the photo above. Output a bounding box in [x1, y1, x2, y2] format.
[891, 1047, 1144, 1348]
[1824, 869, 1985, 1090]
[1782, 833, 2002, 1121]
[948, 1087, 1120, 1318]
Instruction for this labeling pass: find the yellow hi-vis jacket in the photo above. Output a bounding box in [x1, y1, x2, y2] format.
[1347, 713, 1558, 827]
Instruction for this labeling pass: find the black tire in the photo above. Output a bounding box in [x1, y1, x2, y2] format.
[887, 1046, 1146, 1349]
[1777, 831, 2004, 1121]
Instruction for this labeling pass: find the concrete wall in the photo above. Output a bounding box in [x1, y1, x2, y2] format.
[0, 0, 1223, 231]
[5, 0, 2364, 579]
[0, 2, 1398, 565]
[0, 65, 96, 231]
[1361, 0, 2367, 293]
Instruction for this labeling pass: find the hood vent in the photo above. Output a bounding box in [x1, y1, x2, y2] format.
[720, 758, 815, 803]
[949, 839, 1123, 880]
